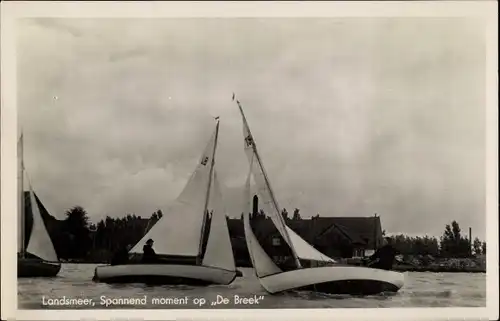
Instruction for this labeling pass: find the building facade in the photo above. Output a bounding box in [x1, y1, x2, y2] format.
[226, 195, 384, 265]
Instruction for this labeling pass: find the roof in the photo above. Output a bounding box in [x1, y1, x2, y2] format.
[286, 219, 313, 241]
[312, 216, 382, 248]
[226, 215, 382, 248]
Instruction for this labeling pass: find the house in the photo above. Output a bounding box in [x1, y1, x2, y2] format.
[225, 195, 384, 264]
[233, 216, 382, 258]
[224, 215, 383, 265]
[310, 216, 384, 258]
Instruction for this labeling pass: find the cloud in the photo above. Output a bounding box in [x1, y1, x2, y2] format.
[17, 18, 487, 240]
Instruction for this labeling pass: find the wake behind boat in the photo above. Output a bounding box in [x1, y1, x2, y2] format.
[235, 96, 405, 295]
[17, 134, 61, 278]
[93, 119, 237, 285]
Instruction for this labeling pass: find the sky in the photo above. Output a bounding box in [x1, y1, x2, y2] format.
[17, 17, 487, 240]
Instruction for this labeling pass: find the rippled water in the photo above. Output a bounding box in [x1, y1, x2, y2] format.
[18, 264, 486, 309]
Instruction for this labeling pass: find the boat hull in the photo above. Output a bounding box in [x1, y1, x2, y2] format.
[259, 265, 405, 295]
[17, 258, 61, 278]
[93, 264, 237, 286]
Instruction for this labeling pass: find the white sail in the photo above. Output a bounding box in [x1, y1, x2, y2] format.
[202, 170, 236, 271]
[248, 157, 335, 263]
[243, 158, 282, 278]
[25, 189, 59, 262]
[130, 126, 217, 258]
[239, 104, 296, 258]
[17, 134, 24, 253]
[237, 99, 335, 264]
[285, 227, 335, 263]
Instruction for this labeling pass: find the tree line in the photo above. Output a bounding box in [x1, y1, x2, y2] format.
[49, 206, 164, 261]
[43, 205, 486, 262]
[385, 220, 486, 258]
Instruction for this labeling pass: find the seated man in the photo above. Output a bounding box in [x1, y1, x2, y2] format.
[366, 237, 400, 270]
[141, 239, 158, 263]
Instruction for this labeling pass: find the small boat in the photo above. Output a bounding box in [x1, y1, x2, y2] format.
[17, 133, 61, 278]
[235, 97, 405, 295]
[93, 119, 237, 285]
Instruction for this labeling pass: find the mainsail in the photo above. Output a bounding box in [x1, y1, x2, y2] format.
[130, 120, 234, 270]
[236, 98, 335, 266]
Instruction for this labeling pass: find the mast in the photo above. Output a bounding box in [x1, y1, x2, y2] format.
[235, 97, 302, 269]
[19, 133, 26, 258]
[196, 119, 220, 265]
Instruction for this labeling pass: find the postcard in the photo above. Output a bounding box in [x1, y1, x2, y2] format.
[1, 1, 498, 320]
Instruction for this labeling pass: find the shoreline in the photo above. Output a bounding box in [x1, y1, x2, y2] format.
[60, 260, 486, 273]
[392, 265, 485, 273]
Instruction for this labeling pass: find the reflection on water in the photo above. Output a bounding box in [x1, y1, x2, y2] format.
[18, 264, 486, 309]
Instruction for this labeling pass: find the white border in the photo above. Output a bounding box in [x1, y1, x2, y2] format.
[1, 1, 498, 320]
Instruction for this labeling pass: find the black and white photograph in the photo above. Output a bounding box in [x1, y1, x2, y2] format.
[1, 1, 498, 320]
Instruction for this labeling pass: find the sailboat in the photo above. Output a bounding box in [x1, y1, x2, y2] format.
[93, 119, 238, 285]
[236, 97, 405, 295]
[17, 134, 61, 278]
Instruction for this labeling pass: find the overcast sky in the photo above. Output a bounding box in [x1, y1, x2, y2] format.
[17, 18, 486, 239]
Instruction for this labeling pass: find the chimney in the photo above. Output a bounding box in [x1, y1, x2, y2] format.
[252, 195, 259, 215]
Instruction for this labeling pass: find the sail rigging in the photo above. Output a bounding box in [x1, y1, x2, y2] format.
[236, 99, 302, 269]
[130, 125, 217, 257]
[235, 95, 404, 296]
[243, 154, 283, 277]
[236, 96, 335, 266]
[17, 133, 59, 262]
[197, 120, 219, 264]
[129, 121, 233, 270]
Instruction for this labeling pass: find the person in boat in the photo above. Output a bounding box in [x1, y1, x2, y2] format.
[365, 237, 400, 270]
[142, 239, 158, 263]
[110, 244, 132, 266]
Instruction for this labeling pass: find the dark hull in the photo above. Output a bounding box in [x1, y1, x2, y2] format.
[93, 264, 237, 286]
[94, 274, 217, 286]
[93, 271, 242, 285]
[258, 266, 405, 296]
[297, 279, 400, 296]
[18, 258, 61, 278]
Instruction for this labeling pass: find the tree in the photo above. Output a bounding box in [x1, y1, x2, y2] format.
[257, 209, 266, 219]
[481, 242, 486, 255]
[63, 206, 92, 258]
[95, 220, 106, 249]
[281, 208, 289, 220]
[65, 206, 89, 229]
[386, 234, 439, 256]
[439, 221, 470, 257]
[292, 208, 301, 220]
[472, 237, 482, 255]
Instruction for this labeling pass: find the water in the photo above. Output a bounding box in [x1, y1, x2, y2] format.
[18, 264, 486, 309]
